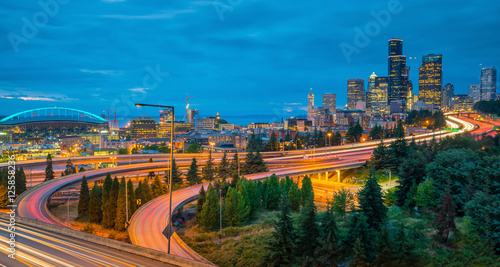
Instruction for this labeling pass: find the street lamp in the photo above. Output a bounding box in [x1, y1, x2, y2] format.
[336, 170, 340, 183]
[209, 142, 215, 153]
[385, 169, 391, 188]
[67, 193, 79, 227]
[110, 156, 116, 167]
[136, 103, 175, 254]
[327, 132, 332, 156]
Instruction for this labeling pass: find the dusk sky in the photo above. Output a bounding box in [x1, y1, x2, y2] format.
[1, 0, 499, 125]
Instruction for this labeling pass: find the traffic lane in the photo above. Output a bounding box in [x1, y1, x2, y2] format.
[0, 219, 176, 267]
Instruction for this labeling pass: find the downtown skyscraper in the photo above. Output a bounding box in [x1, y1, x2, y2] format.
[347, 79, 365, 110]
[480, 67, 497, 101]
[418, 54, 443, 109]
[322, 94, 336, 113]
[388, 38, 410, 111]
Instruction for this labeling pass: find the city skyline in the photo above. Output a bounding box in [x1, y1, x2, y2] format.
[1, 1, 499, 120]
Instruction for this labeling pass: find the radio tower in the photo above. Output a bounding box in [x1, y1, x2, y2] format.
[111, 109, 119, 130]
[183, 94, 193, 122]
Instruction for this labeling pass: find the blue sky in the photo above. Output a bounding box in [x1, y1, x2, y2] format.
[1, 0, 499, 125]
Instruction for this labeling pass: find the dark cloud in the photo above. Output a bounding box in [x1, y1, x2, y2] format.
[0, 0, 498, 124]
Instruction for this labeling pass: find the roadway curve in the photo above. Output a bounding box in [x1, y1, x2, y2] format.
[128, 115, 478, 263]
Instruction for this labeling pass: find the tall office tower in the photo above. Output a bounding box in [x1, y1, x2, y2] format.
[366, 72, 378, 110]
[469, 84, 481, 103]
[480, 67, 497, 101]
[406, 80, 414, 111]
[308, 88, 315, 109]
[388, 38, 409, 110]
[442, 83, 454, 110]
[347, 79, 365, 110]
[322, 94, 336, 113]
[371, 77, 389, 116]
[418, 54, 443, 109]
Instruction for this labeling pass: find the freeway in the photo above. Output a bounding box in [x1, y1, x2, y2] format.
[12, 115, 479, 265]
[128, 115, 478, 263]
[0, 218, 176, 267]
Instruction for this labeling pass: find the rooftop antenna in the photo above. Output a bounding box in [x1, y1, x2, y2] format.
[183, 93, 194, 122]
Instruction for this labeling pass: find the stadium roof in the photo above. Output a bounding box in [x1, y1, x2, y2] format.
[0, 107, 108, 125]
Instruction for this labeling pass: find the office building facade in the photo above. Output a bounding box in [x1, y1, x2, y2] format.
[388, 38, 410, 110]
[322, 94, 336, 113]
[370, 77, 389, 117]
[442, 83, 454, 110]
[469, 84, 481, 103]
[418, 54, 443, 109]
[480, 67, 497, 101]
[131, 117, 157, 139]
[347, 79, 365, 110]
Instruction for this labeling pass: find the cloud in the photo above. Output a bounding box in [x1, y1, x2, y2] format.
[127, 88, 148, 93]
[101, 10, 195, 20]
[0, 89, 77, 102]
[80, 69, 124, 76]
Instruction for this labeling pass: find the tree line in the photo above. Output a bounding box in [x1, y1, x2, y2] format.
[474, 100, 500, 116]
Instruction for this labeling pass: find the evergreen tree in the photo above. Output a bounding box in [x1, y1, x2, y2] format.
[186, 157, 201, 185]
[202, 151, 215, 182]
[115, 177, 127, 231]
[435, 192, 456, 243]
[135, 180, 145, 207]
[350, 237, 370, 267]
[387, 121, 408, 170]
[384, 188, 398, 207]
[127, 179, 137, 216]
[196, 186, 207, 223]
[346, 121, 364, 143]
[297, 198, 320, 264]
[45, 153, 54, 181]
[142, 178, 153, 202]
[332, 188, 355, 217]
[165, 158, 183, 186]
[301, 175, 314, 207]
[266, 174, 281, 210]
[266, 132, 279, 151]
[288, 182, 301, 212]
[343, 212, 374, 258]
[396, 152, 426, 207]
[253, 151, 268, 173]
[88, 184, 103, 223]
[393, 223, 417, 266]
[316, 202, 340, 265]
[77, 176, 90, 220]
[292, 133, 302, 149]
[152, 175, 165, 198]
[216, 151, 229, 179]
[103, 177, 119, 228]
[263, 193, 296, 266]
[373, 226, 395, 266]
[228, 152, 240, 178]
[334, 132, 342, 146]
[223, 187, 250, 226]
[199, 184, 220, 230]
[15, 167, 27, 195]
[404, 181, 418, 211]
[370, 140, 389, 170]
[357, 168, 387, 230]
[65, 159, 75, 175]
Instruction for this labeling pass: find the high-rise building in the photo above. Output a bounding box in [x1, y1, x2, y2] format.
[347, 79, 365, 110]
[308, 88, 315, 109]
[366, 72, 378, 110]
[388, 38, 409, 110]
[418, 54, 443, 109]
[469, 84, 481, 103]
[322, 94, 336, 113]
[371, 77, 389, 117]
[480, 67, 497, 101]
[195, 117, 215, 131]
[442, 83, 454, 110]
[454, 94, 474, 111]
[131, 117, 157, 139]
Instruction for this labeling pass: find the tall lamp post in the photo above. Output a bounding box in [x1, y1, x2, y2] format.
[327, 132, 332, 156]
[136, 103, 174, 254]
[67, 193, 79, 227]
[385, 168, 391, 188]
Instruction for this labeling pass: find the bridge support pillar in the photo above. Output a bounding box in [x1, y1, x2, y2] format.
[95, 163, 98, 170]
[75, 165, 78, 173]
[325, 171, 328, 181]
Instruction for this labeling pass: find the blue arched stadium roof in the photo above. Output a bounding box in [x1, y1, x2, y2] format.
[0, 107, 108, 125]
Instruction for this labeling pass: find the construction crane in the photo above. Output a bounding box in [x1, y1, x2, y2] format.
[183, 94, 193, 122]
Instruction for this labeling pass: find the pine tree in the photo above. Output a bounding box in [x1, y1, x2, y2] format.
[152, 175, 165, 198]
[316, 202, 340, 265]
[263, 193, 296, 266]
[45, 153, 54, 181]
[103, 177, 119, 228]
[15, 167, 27, 195]
[228, 152, 240, 179]
[65, 159, 75, 175]
[196, 186, 207, 223]
[393, 223, 416, 266]
[101, 173, 112, 226]
[297, 198, 320, 263]
[242, 152, 254, 175]
[370, 140, 389, 170]
[224, 187, 250, 226]
[115, 177, 127, 231]
[88, 184, 103, 223]
[396, 152, 426, 207]
[357, 168, 387, 231]
[135, 180, 145, 207]
[199, 185, 220, 230]
[435, 192, 456, 243]
[343, 212, 374, 258]
[202, 151, 215, 182]
[0, 184, 10, 208]
[266, 132, 279, 151]
[143, 178, 153, 202]
[288, 182, 301, 212]
[217, 151, 229, 179]
[77, 176, 90, 220]
[266, 174, 281, 210]
[186, 157, 201, 185]
[373, 226, 395, 266]
[293, 133, 302, 149]
[301, 175, 314, 207]
[350, 237, 369, 267]
[332, 188, 355, 217]
[253, 152, 268, 173]
[127, 179, 137, 216]
[165, 158, 183, 186]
